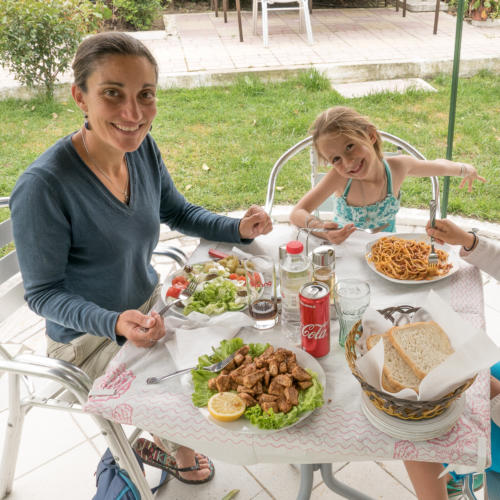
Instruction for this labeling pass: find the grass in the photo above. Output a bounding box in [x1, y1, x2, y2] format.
[1, 69, 499, 223]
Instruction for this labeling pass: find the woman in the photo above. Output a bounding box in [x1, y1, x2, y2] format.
[10, 32, 272, 484]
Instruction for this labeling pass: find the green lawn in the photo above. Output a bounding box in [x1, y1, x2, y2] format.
[1, 70, 499, 222]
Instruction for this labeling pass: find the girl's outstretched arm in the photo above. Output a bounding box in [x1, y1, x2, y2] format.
[394, 156, 486, 192]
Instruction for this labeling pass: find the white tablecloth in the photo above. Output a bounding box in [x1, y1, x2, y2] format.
[84, 227, 490, 469]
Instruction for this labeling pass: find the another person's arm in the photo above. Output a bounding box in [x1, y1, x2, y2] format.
[157, 152, 271, 243]
[426, 218, 500, 280]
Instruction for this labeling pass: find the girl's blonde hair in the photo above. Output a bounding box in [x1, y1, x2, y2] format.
[309, 106, 383, 161]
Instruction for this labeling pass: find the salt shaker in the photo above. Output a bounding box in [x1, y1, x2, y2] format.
[311, 245, 336, 314]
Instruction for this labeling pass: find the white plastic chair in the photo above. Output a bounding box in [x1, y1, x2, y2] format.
[264, 132, 440, 217]
[252, 0, 313, 47]
[0, 196, 186, 499]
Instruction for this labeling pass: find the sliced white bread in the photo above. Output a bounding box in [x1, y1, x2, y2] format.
[387, 321, 454, 380]
[367, 334, 421, 393]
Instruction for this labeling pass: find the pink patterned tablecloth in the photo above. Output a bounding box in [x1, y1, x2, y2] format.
[84, 229, 492, 469]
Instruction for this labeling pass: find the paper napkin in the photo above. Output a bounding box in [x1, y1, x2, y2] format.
[162, 311, 253, 370]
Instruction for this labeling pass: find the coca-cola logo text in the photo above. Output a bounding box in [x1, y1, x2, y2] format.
[301, 321, 329, 339]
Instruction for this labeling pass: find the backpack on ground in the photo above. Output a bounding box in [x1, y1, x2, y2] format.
[93, 447, 168, 500]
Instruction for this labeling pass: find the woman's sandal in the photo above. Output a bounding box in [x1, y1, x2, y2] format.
[133, 437, 215, 485]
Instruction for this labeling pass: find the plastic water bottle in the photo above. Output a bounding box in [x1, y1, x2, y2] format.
[280, 240, 312, 344]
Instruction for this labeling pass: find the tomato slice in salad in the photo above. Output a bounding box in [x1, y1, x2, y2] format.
[172, 276, 189, 288]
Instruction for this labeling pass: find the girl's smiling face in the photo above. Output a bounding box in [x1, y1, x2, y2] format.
[73, 54, 157, 156]
[317, 131, 378, 179]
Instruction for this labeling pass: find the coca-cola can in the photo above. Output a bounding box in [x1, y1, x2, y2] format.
[299, 282, 330, 358]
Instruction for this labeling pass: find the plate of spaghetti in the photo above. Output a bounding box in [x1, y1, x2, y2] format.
[365, 234, 458, 284]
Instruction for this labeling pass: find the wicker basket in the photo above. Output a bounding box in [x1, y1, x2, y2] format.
[345, 305, 476, 420]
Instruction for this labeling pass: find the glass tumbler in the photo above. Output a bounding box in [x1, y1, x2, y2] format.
[244, 255, 278, 330]
[334, 279, 370, 348]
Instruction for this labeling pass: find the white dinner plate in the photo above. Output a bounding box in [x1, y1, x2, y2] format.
[360, 391, 465, 441]
[161, 259, 262, 316]
[364, 233, 460, 285]
[197, 345, 326, 434]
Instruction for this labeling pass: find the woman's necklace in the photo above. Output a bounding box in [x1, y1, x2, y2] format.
[81, 127, 129, 203]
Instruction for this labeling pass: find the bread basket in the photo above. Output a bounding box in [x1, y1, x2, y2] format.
[344, 305, 476, 420]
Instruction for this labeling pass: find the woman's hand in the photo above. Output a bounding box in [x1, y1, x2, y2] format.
[239, 205, 273, 239]
[317, 222, 356, 244]
[457, 163, 486, 192]
[425, 218, 473, 248]
[116, 309, 165, 348]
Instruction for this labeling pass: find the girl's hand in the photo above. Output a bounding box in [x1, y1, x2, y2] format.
[458, 163, 486, 192]
[425, 218, 472, 247]
[315, 222, 356, 244]
[116, 310, 165, 348]
[239, 205, 273, 239]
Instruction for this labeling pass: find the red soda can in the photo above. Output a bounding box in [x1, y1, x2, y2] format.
[299, 282, 330, 357]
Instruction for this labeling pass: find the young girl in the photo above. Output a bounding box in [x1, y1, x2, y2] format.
[289, 106, 486, 244]
[405, 218, 499, 499]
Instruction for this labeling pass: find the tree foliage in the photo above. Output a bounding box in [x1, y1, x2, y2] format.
[0, 0, 110, 99]
[109, 0, 163, 30]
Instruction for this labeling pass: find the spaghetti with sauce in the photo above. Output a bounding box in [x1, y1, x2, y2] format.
[367, 236, 452, 281]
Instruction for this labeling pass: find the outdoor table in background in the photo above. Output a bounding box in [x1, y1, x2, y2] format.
[84, 226, 490, 499]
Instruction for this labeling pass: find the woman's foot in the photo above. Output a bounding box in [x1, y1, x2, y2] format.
[151, 435, 214, 483]
[175, 446, 212, 482]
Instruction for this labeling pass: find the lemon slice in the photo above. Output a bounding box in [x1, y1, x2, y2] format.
[207, 392, 246, 422]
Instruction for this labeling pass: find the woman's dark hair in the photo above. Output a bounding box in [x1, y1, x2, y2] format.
[72, 32, 159, 92]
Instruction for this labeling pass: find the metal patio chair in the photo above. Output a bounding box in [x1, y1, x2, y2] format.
[0, 196, 186, 499]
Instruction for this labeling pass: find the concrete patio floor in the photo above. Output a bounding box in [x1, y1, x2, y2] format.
[0, 7, 499, 97]
[1, 207, 499, 499]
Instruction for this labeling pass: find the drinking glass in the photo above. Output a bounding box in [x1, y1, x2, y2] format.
[334, 279, 370, 348]
[244, 255, 278, 330]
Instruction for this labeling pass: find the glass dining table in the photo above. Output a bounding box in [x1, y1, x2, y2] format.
[84, 224, 491, 499]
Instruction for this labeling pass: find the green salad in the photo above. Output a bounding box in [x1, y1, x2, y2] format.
[191, 338, 324, 430]
[167, 258, 260, 316]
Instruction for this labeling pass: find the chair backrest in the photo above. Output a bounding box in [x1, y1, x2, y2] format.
[264, 132, 440, 219]
[0, 198, 25, 324]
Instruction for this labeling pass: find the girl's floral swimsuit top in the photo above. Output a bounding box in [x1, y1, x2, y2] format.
[332, 159, 400, 232]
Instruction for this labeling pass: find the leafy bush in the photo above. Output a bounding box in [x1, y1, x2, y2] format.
[0, 0, 110, 99]
[110, 0, 163, 30]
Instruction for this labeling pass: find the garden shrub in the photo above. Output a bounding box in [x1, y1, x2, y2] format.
[110, 0, 163, 30]
[0, 0, 110, 99]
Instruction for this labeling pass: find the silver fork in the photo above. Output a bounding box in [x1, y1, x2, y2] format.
[146, 350, 237, 384]
[157, 276, 199, 317]
[428, 200, 439, 271]
[304, 222, 389, 235]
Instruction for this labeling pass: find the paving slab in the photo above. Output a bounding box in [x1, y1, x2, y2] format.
[0, 8, 499, 97]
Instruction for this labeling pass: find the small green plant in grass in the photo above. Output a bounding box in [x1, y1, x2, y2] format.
[0, 0, 110, 100]
[234, 75, 266, 96]
[297, 69, 331, 92]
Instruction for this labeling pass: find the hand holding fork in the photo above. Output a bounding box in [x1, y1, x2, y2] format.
[138, 277, 199, 339]
[427, 200, 439, 272]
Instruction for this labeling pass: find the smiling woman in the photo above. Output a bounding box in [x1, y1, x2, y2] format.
[8, 31, 272, 486]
